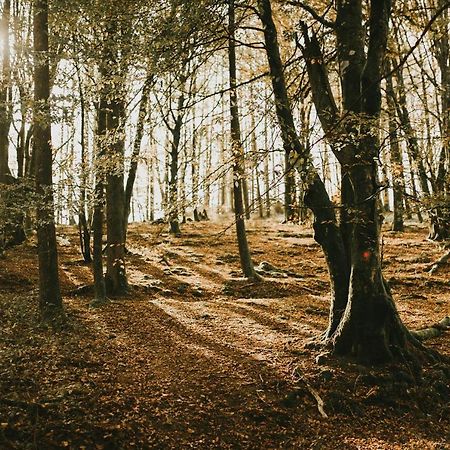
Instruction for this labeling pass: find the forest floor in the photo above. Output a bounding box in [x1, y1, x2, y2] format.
[0, 217, 449, 449]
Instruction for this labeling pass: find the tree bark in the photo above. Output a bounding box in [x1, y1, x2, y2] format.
[168, 80, 185, 236]
[105, 95, 127, 294]
[258, 0, 349, 335]
[229, 0, 259, 280]
[0, 0, 12, 184]
[75, 62, 91, 263]
[92, 101, 107, 305]
[124, 74, 152, 237]
[385, 60, 404, 232]
[33, 0, 63, 320]
[100, 21, 128, 296]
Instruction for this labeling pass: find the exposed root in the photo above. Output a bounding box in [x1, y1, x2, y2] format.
[255, 260, 302, 279]
[411, 316, 450, 341]
[89, 298, 111, 308]
[426, 250, 450, 274]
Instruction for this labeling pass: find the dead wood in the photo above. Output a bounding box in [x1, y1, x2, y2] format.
[426, 250, 450, 274]
[411, 316, 450, 341]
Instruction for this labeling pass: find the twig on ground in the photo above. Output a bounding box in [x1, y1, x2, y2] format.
[291, 366, 328, 419]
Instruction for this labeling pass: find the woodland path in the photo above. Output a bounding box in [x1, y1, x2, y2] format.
[0, 220, 449, 449]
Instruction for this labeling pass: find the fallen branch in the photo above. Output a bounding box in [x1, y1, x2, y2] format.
[255, 261, 302, 279]
[292, 366, 328, 418]
[411, 316, 450, 341]
[426, 250, 450, 274]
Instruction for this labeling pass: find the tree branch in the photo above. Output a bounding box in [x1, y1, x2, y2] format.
[286, 1, 335, 28]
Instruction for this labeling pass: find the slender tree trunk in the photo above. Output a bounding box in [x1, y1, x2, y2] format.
[148, 137, 155, 222]
[263, 113, 271, 217]
[284, 152, 296, 222]
[229, 0, 259, 280]
[250, 107, 264, 218]
[124, 75, 152, 237]
[385, 62, 404, 231]
[393, 61, 430, 197]
[168, 83, 185, 236]
[33, 0, 63, 320]
[0, 0, 12, 184]
[16, 100, 26, 178]
[76, 63, 91, 262]
[92, 102, 107, 305]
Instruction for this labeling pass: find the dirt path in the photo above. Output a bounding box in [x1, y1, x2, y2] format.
[0, 220, 449, 449]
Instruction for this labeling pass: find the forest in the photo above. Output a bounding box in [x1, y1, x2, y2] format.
[0, 0, 449, 448]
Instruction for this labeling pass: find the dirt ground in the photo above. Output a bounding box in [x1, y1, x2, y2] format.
[0, 218, 449, 449]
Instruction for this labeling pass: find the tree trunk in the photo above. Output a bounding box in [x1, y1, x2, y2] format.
[430, 0, 450, 240]
[385, 61, 404, 232]
[168, 83, 185, 236]
[329, 0, 431, 363]
[76, 63, 91, 263]
[258, 0, 349, 335]
[284, 152, 296, 222]
[33, 0, 63, 320]
[92, 101, 107, 305]
[0, 0, 12, 184]
[393, 60, 430, 197]
[228, 0, 259, 280]
[263, 113, 271, 217]
[124, 74, 152, 238]
[100, 22, 128, 296]
[148, 137, 155, 222]
[105, 96, 127, 294]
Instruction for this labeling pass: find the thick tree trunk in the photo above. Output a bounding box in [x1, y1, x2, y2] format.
[33, 0, 63, 320]
[105, 97, 127, 294]
[99, 22, 128, 296]
[329, 0, 432, 363]
[262, 0, 435, 364]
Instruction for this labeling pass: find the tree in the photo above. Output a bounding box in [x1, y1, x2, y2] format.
[33, 0, 63, 320]
[258, 0, 436, 364]
[385, 59, 404, 232]
[100, 17, 129, 296]
[229, 0, 260, 280]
